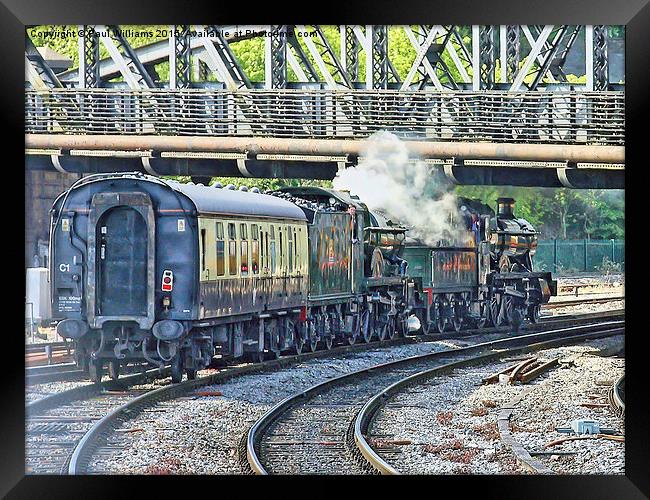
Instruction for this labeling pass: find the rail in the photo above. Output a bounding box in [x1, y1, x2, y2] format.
[245, 315, 624, 474]
[25, 89, 624, 146]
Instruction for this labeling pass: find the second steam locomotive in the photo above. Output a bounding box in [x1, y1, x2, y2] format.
[50, 173, 556, 382]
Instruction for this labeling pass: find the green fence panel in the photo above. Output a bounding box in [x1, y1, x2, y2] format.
[534, 241, 555, 272]
[533, 239, 625, 274]
[556, 239, 586, 273]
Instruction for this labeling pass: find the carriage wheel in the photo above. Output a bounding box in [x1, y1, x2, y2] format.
[171, 353, 183, 383]
[108, 360, 120, 381]
[88, 359, 103, 383]
[185, 368, 197, 380]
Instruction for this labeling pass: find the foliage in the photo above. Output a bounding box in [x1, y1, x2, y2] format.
[30, 25, 622, 86]
[455, 185, 624, 240]
[165, 176, 332, 192]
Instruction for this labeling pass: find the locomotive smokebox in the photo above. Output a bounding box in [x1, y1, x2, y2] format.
[496, 197, 516, 219]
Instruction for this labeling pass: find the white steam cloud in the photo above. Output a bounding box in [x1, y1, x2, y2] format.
[333, 132, 466, 246]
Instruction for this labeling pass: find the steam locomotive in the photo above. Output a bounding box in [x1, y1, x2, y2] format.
[49, 173, 555, 383]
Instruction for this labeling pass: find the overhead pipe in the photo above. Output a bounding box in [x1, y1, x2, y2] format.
[25, 134, 625, 164]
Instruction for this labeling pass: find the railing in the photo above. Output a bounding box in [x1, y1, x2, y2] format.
[25, 89, 625, 146]
[534, 239, 625, 274]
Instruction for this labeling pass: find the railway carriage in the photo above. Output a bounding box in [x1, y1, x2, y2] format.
[51, 173, 310, 382]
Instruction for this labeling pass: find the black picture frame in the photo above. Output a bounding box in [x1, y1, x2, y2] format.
[2, 1, 646, 497]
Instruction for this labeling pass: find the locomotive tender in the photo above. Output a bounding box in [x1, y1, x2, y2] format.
[49, 173, 555, 383]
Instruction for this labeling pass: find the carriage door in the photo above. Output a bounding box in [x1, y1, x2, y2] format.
[98, 207, 147, 315]
[87, 192, 155, 329]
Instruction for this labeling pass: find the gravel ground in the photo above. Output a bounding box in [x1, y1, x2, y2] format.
[26, 380, 94, 403]
[511, 336, 625, 474]
[26, 377, 174, 474]
[369, 335, 624, 475]
[556, 275, 624, 296]
[87, 337, 493, 474]
[541, 299, 624, 318]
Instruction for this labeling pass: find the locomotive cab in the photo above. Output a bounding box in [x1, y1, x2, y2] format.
[363, 227, 407, 278]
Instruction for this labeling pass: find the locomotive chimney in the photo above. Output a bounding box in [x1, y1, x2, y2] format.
[496, 197, 515, 219]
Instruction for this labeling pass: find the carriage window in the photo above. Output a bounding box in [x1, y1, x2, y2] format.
[240, 223, 248, 240]
[293, 228, 299, 271]
[228, 223, 237, 275]
[241, 240, 249, 275]
[216, 222, 225, 276]
[279, 227, 284, 273]
[288, 227, 293, 272]
[251, 224, 259, 274]
[270, 227, 276, 275]
[200, 228, 207, 272]
[216, 241, 225, 276]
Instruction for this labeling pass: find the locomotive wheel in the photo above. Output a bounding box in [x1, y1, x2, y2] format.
[450, 296, 463, 333]
[503, 296, 514, 325]
[488, 294, 502, 327]
[510, 307, 523, 332]
[386, 316, 397, 340]
[249, 351, 266, 363]
[434, 299, 446, 334]
[307, 321, 318, 352]
[348, 314, 359, 345]
[361, 309, 373, 343]
[377, 316, 388, 341]
[88, 359, 103, 383]
[294, 330, 305, 354]
[475, 296, 488, 329]
[185, 368, 197, 380]
[108, 360, 120, 381]
[171, 354, 183, 383]
[528, 304, 541, 323]
[417, 308, 431, 335]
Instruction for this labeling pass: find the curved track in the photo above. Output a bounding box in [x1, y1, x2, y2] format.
[609, 374, 625, 418]
[245, 316, 623, 474]
[28, 311, 622, 474]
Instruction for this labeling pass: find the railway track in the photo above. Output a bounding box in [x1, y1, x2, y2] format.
[244, 317, 624, 475]
[27, 310, 622, 474]
[26, 367, 172, 474]
[543, 295, 624, 309]
[26, 363, 85, 386]
[609, 374, 625, 418]
[25, 341, 74, 368]
[24, 303, 618, 388]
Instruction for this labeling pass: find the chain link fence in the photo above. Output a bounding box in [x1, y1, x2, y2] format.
[534, 239, 624, 274]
